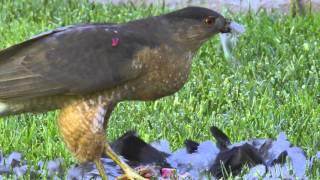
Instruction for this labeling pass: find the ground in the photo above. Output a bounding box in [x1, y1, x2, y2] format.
[0, 0, 319, 178]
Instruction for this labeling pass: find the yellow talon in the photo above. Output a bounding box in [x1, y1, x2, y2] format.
[95, 158, 108, 180]
[104, 143, 147, 180]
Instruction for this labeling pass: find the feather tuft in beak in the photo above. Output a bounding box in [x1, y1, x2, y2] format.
[219, 21, 246, 62]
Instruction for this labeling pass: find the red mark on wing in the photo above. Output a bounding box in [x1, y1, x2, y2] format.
[112, 38, 120, 47]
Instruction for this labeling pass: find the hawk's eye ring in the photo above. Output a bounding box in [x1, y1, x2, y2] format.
[205, 16, 215, 25]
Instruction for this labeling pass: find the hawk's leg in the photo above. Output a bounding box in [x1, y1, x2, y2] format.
[58, 97, 110, 179]
[58, 97, 146, 180]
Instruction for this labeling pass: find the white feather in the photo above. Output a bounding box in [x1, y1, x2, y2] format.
[219, 21, 245, 62]
[167, 141, 219, 177]
[229, 21, 246, 34]
[151, 140, 171, 154]
[0, 102, 7, 114]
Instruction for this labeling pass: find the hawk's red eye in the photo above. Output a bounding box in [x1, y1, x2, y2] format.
[205, 16, 215, 25]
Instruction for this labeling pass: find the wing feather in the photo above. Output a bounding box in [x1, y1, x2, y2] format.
[0, 24, 155, 101]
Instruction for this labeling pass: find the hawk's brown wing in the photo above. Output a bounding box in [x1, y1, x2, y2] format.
[0, 24, 156, 101]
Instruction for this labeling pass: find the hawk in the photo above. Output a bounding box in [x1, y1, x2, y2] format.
[0, 7, 231, 179]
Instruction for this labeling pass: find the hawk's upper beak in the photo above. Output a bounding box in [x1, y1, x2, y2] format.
[220, 19, 231, 33]
[219, 19, 246, 34]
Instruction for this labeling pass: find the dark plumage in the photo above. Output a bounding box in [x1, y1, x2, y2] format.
[111, 131, 170, 167]
[209, 126, 266, 178]
[210, 143, 266, 178]
[182, 126, 267, 178]
[210, 126, 231, 150]
[184, 140, 200, 153]
[0, 7, 231, 179]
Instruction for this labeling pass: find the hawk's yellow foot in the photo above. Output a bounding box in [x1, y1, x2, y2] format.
[104, 143, 147, 180]
[95, 158, 108, 180]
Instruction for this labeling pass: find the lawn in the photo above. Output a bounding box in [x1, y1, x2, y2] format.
[0, 0, 319, 178]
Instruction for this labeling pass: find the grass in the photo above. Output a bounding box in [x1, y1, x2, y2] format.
[0, 0, 319, 178]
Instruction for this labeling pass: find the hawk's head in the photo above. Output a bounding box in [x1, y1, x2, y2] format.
[164, 7, 231, 50]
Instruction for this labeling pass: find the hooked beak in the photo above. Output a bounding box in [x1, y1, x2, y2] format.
[220, 19, 232, 33]
[220, 19, 246, 34]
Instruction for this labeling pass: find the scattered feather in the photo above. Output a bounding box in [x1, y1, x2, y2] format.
[0, 128, 318, 179]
